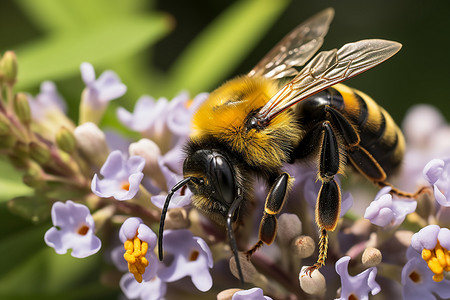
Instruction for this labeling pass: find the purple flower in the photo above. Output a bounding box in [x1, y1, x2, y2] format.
[410, 224, 450, 282]
[423, 158, 450, 207]
[151, 145, 192, 209]
[119, 217, 159, 283]
[411, 225, 450, 253]
[396, 104, 450, 192]
[232, 287, 273, 300]
[80, 62, 127, 109]
[120, 273, 167, 300]
[91, 150, 145, 201]
[27, 81, 67, 120]
[364, 186, 417, 227]
[165, 91, 208, 136]
[117, 95, 169, 133]
[401, 247, 450, 300]
[158, 229, 213, 292]
[44, 200, 101, 258]
[335, 256, 381, 300]
[117, 92, 207, 153]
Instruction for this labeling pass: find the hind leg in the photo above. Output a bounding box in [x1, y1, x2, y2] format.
[305, 121, 343, 275]
[347, 145, 431, 198]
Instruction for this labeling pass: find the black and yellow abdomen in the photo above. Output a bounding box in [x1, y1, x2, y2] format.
[334, 84, 405, 176]
[293, 83, 405, 179]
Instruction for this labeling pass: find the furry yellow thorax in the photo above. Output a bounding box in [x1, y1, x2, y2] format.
[192, 76, 303, 169]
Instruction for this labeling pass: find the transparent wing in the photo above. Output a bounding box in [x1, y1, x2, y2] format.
[256, 39, 402, 121]
[248, 8, 334, 79]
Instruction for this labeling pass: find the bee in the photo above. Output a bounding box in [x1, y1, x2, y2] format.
[158, 8, 425, 282]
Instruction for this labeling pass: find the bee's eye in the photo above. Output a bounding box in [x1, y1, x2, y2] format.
[210, 155, 235, 204]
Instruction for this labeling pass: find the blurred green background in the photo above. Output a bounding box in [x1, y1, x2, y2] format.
[0, 0, 449, 299]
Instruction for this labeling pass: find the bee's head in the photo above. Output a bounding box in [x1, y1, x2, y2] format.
[183, 149, 238, 223]
[158, 148, 245, 284]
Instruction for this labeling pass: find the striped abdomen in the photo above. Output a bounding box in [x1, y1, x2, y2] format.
[293, 83, 405, 177]
[332, 84, 405, 176]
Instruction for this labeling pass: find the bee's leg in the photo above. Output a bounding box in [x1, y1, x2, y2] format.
[306, 121, 342, 275]
[324, 106, 431, 199]
[245, 172, 290, 258]
[349, 146, 431, 198]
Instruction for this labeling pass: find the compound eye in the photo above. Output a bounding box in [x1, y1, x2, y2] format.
[210, 155, 235, 204]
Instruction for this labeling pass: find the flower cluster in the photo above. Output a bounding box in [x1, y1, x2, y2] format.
[2, 52, 449, 299]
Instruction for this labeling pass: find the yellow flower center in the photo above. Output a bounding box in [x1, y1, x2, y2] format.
[189, 250, 200, 261]
[123, 236, 149, 283]
[408, 271, 421, 283]
[77, 224, 89, 235]
[184, 98, 194, 108]
[421, 241, 450, 282]
[348, 294, 358, 300]
[121, 181, 130, 191]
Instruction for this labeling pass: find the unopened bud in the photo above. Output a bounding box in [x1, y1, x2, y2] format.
[56, 126, 76, 153]
[362, 247, 382, 267]
[14, 140, 29, 158]
[0, 113, 11, 135]
[8, 153, 28, 169]
[277, 213, 302, 244]
[0, 51, 18, 86]
[79, 88, 107, 125]
[290, 235, 315, 258]
[14, 93, 31, 124]
[0, 134, 15, 150]
[216, 288, 243, 300]
[23, 161, 46, 188]
[129, 138, 165, 189]
[299, 267, 326, 296]
[164, 207, 190, 229]
[29, 141, 51, 164]
[229, 252, 259, 283]
[74, 122, 109, 166]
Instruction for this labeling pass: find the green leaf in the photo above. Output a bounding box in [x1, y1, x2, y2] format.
[16, 0, 153, 31]
[15, 14, 171, 89]
[166, 0, 290, 95]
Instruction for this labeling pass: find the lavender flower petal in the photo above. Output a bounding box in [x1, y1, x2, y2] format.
[44, 201, 101, 258]
[335, 256, 380, 300]
[232, 287, 273, 300]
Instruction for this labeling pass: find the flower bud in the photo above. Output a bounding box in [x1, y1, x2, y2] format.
[299, 266, 326, 296]
[0, 51, 18, 86]
[217, 288, 243, 300]
[22, 161, 46, 188]
[56, 126, 76, 153]
[8, 153, 28, 169]
[13, 140, 29, 158]
[74, 122, 109, 167]
[0, 113, 11, 135]
[0, 134, 16, 149]
[14, 93, 31, 124]
[229, 252, 259, 283]
[129, 138, 165, 189]
[361, 247, 382, 267]
[29, 141, 51, 164]
[78, 88, 107, 125]
[277, 213, 302, 244]
[290, 235, 315, 258]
